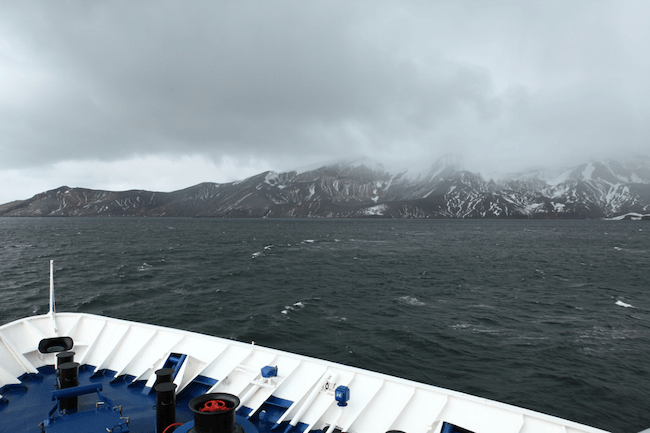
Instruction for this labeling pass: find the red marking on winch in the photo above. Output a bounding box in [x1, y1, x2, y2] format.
[200, 399, 228, 412]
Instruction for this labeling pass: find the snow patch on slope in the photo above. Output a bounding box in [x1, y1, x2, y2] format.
[264, 171, 279, 185]
[582, 163, 595, 181]
[363, 204, 387, 216]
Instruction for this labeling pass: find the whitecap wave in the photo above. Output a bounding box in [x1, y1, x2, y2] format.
[467, 304, 494, 309]
[398, 296, 425, 306]
[137, 263, 153, 271]
[450, 323, 501, 334]
[615, 300, 634, 308]
[324, 315, 347, 322]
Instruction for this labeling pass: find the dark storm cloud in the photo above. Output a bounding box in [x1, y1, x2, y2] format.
[2, 1, 408, 164]
[1, 0, 649, 202]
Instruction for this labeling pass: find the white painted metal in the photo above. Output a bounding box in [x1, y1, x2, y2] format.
[48, 260, 58, 334]
[0, 313, 612, 433]
[275, 366, 330, 430]
[49, 260, 55, 315]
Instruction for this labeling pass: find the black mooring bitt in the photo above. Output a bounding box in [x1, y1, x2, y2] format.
[156, 381, 177, 433]
[154, 367, 175, 387]
[57, 361, 79, 411]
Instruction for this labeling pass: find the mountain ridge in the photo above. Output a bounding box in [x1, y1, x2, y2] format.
[2, 158, 650, 219]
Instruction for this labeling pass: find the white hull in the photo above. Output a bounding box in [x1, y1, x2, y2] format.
[0, 312, 610, 433]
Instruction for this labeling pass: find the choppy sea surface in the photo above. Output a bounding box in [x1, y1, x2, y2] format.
[1, 218, 648, 432]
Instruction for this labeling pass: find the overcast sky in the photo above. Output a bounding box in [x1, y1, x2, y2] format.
[1, 1, 649, 204]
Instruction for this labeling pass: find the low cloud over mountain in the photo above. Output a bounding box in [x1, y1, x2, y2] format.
[2, 157, 650, 220]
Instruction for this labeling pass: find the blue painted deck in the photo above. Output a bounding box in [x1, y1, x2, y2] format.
[0, 364, 302, 433]
[0, 365, 199, 432]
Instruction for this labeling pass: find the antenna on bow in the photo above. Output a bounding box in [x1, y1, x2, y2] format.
[49, 260, 59, 334]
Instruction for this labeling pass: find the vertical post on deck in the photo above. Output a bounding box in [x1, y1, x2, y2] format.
[49, 260, 56, 314]
[49, 260, 59, 334]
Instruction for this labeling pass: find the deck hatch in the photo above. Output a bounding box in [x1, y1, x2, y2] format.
[441, 422, 476, 433]
[164, 352, 187, 381]
[38, 337, 74, 354]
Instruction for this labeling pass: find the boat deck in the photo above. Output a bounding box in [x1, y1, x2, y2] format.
[0, 363, 276, 433]
[0, 313, 611, 433]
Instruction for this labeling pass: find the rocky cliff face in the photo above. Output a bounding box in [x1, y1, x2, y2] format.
[2, 157, 650, 219]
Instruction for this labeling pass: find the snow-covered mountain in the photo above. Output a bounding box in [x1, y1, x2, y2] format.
[1, 157, 649, 219]
[497, 157, 650, 219]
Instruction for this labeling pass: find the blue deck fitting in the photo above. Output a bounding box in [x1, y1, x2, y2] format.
[51, 383, 103, 401]
[261, 365, 278, 378]
[442, 422, 477, 433]
[163, 353, 187, 381]
[334, 385, 349, 407]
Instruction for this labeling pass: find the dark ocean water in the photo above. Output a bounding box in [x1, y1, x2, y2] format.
[1, 218, 649, 432]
